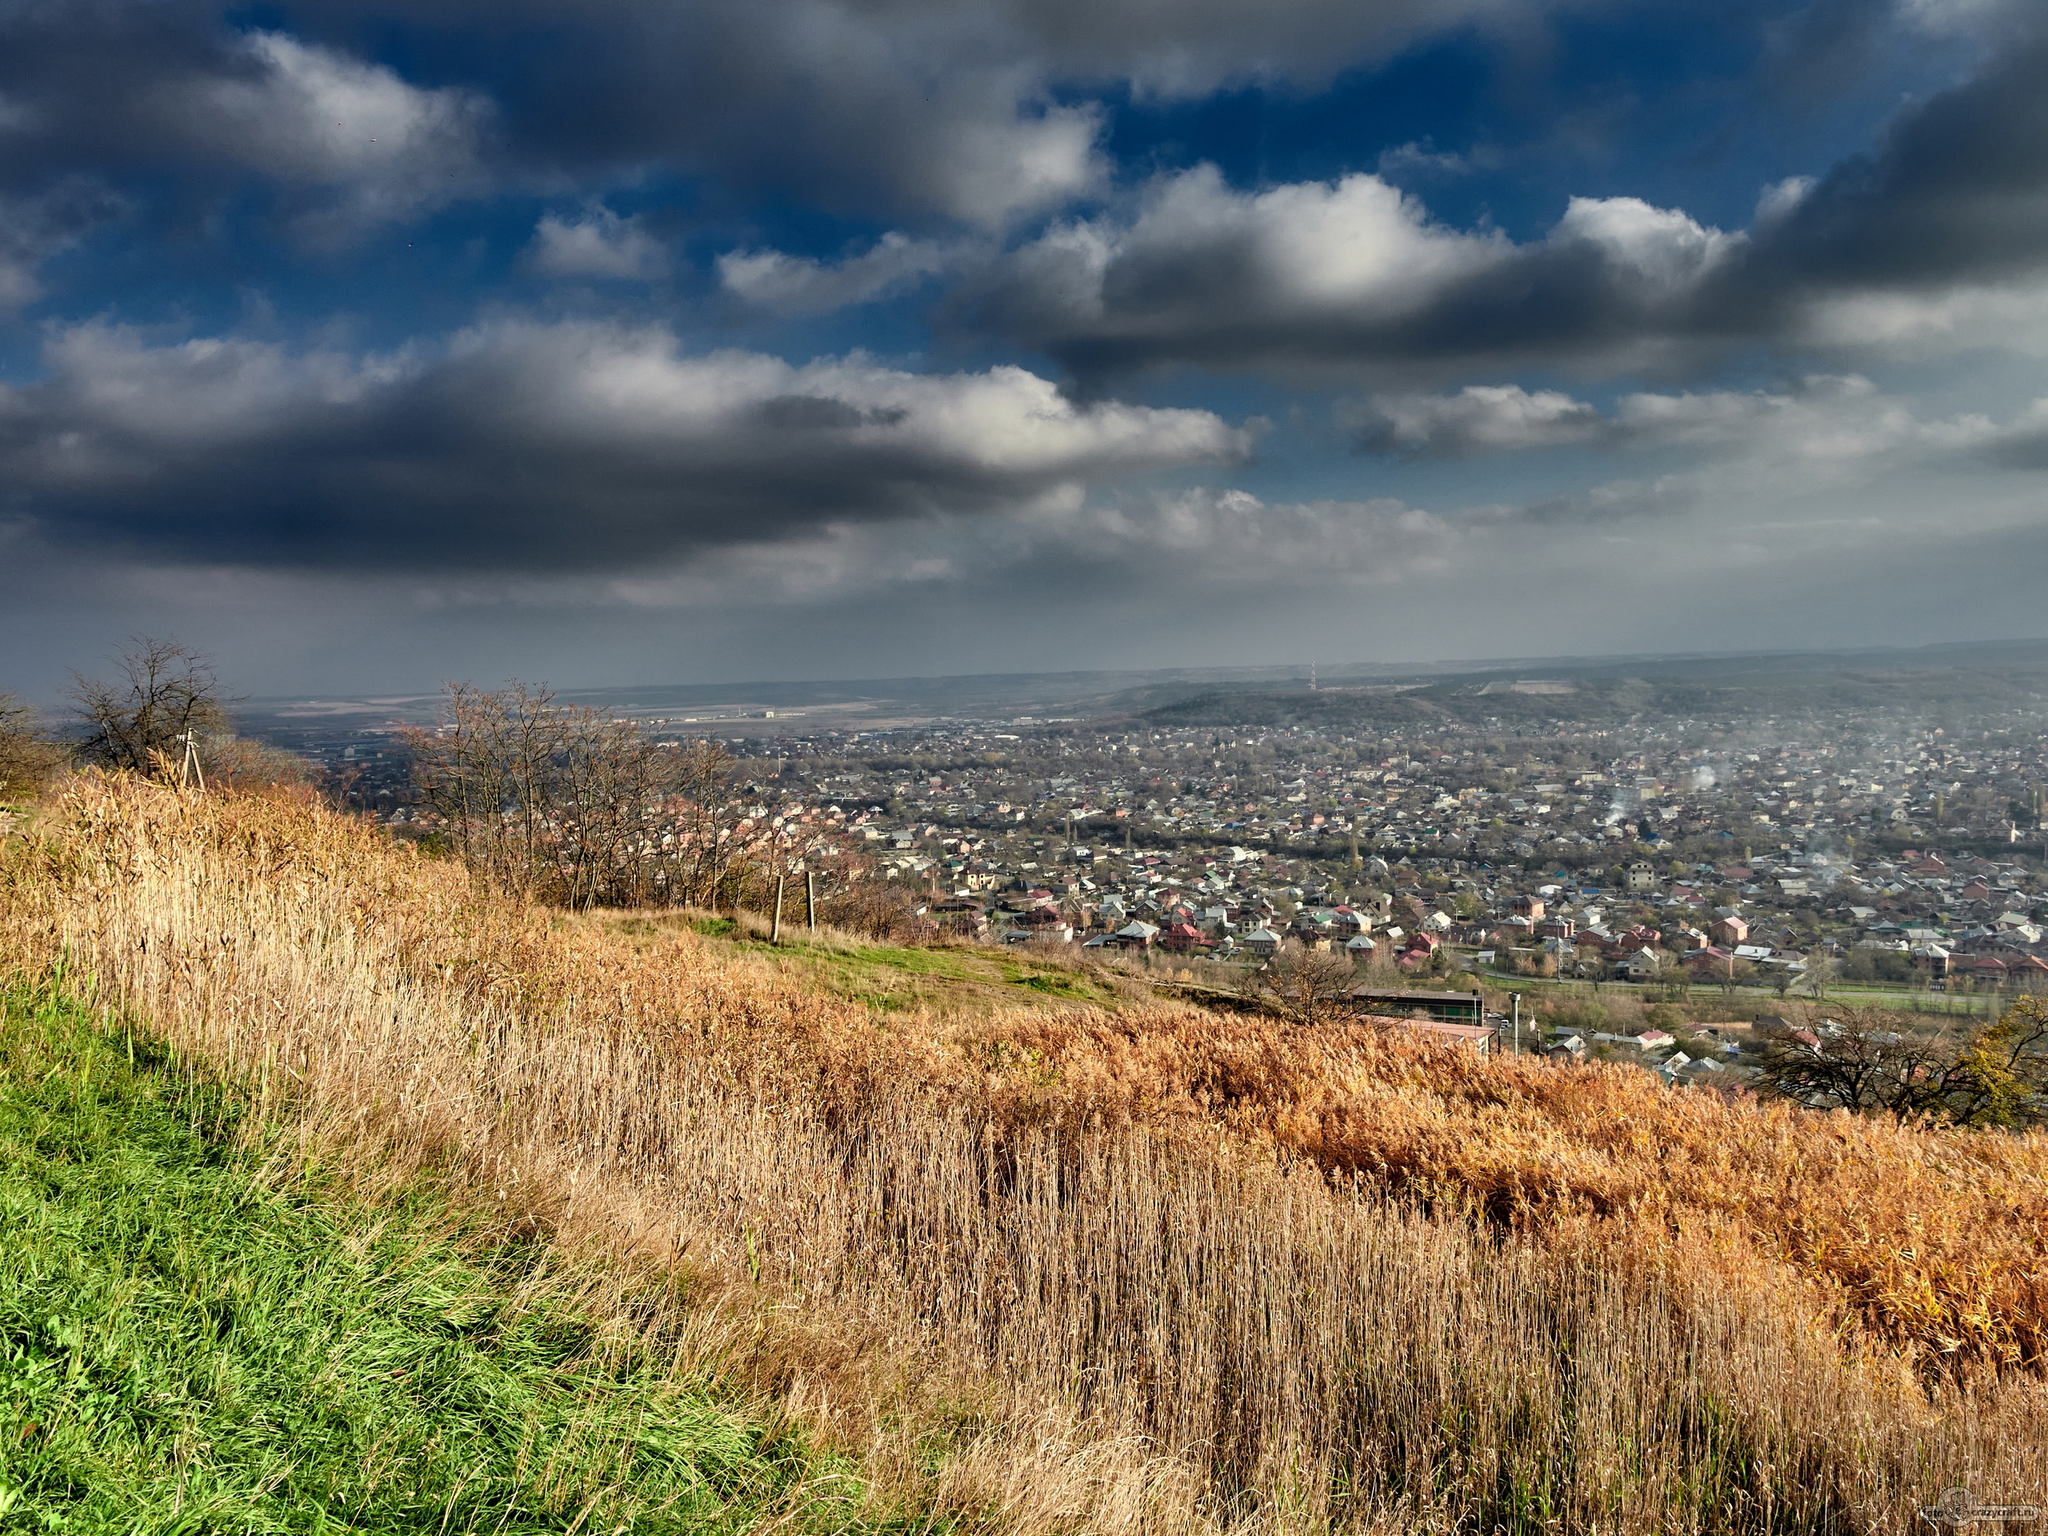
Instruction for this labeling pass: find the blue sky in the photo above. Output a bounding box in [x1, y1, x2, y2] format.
[3, 0, 2046, 696]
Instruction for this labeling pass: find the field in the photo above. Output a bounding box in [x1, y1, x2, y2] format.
[3, 775, 2046, 1533]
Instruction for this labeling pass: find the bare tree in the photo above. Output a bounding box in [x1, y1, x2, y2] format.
[554, 704, 688, 908]
[70, 637, 231, 777]
[404, 682, 580, 900]
[1263, 939, 1362, 1026]
[0, 693, 67, 801]
[1756, 1000, 2048, 1127]
[660, 737, 774, 910]
[405, 682, 780, 910]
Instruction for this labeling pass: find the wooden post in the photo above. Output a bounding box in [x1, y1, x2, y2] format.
[806, 872, 817, 935]
[772, 875, 785, 944]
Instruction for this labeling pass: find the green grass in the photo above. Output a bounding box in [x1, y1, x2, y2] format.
[0, 984, 883, 1534]
[593, 910, 1125, 1015]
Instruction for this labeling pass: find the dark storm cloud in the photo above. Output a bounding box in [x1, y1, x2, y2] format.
[1738, 31, 2048, 295]
[0, 320, 1247, 571]
[0, 0, 1571, 238]
[956, 27, 2048, 381]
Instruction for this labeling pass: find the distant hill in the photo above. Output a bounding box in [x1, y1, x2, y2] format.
[235, 636, 2048, 737]
[1133, 655, 2048, 731]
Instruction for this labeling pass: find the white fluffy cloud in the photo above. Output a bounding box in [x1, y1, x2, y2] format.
[719, 232, 965, 314]
[962, 165, 1744, 377]
[528, 204, 668, 280]
[161, 32, 490, 232]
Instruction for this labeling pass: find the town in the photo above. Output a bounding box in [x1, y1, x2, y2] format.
[263, 664, 2048, 1092]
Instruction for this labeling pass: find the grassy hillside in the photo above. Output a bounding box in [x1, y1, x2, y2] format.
[594, 909, 1122, 1015]
[4, 776, 2046, 1533]
[0, 983, 876, 1533]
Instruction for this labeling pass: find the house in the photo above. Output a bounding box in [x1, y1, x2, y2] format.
[1912, 944, 1952, 976]
[1620, 949, 1662, 982]
[1546, 1034, 1587, 1062]
[1241, 927, 1282, 958]
[1004, 920, 1074, 945]
[1113, 920, 1160, 949]
[1158, 921, 1206, 953]
[1684, 945, 1734, 977]
[1624, 861, 1658, 893]
[1710, 915, 1749, 946]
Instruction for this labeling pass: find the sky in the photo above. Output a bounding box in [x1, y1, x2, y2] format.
[4, 0, 2048, 699]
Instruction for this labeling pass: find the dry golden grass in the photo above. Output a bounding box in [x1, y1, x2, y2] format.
[4, 775, 2046, 1534]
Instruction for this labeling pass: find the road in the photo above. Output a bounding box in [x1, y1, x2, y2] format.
[1468, 964, 2005, 1019]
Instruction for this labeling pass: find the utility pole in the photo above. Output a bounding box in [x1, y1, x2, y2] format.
[178, 731, 206, 792]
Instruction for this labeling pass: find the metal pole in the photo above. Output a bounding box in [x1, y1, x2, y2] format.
[807, 872, 817, 935]
[1511, 993, 1521, 1055]
[772, 875, 784, 944]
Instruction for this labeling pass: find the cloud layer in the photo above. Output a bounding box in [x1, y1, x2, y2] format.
[1347, 375, 2006, 462]
[0, 321, 1248, 570]
[3, 0, 2048, 696]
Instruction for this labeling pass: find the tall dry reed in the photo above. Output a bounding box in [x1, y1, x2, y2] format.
[4, 776, 2044, 1535]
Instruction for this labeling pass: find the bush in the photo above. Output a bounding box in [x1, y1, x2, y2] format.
[1542, 997, 1611, 1036]
[812, 878, 938, 943]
